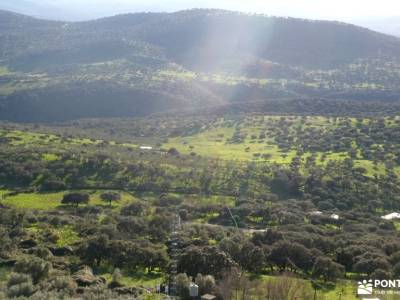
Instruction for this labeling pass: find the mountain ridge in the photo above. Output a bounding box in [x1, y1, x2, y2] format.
[0, 9, 400, 122]
[1, 9, 400, 69]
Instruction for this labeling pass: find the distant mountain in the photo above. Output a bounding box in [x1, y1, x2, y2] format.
[0, 9, 400, 122]
[2, 9, 400, 70]
[0, 0, 103, 21]
[133, 10, 400, 70]
[0, 0, 48, 18]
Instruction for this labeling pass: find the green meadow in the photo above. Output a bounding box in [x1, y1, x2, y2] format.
[163, 115, 399, 177]
[1, 190, 137, 210]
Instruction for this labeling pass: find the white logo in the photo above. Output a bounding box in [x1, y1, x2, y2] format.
[358, 280, 373, 295]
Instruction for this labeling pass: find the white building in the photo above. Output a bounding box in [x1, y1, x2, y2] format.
[381, 212, 400, 220]
[330, 214, 340, 220]
[140, 146, 153, 150]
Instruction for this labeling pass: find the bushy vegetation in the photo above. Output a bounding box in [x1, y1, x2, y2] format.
[0, 111, 399, 299]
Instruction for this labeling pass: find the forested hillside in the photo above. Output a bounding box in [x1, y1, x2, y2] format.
[1, 9, 400, 122]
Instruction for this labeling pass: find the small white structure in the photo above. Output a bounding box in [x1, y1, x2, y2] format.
[310, 211, 323, 215]
[201, 294, 217, 300]
[189, 283, 199, 297]
[139, 146, 153, 150]
[330, 214, 340, 220]
[381, 212, 400, 220]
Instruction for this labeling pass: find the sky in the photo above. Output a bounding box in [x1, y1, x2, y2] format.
[0, 0, 399, 22]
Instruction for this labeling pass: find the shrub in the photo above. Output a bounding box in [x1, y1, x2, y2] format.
[100, 192, 121, 207]
[40, 180, 66, 191]
[14, 256, 52, 284]
[175, 273, 191, 299]
[48, 276, 77, 293]
[61, 193, 90, 207]
[7, 273, 32, 288]
[7, 273, 35, 298]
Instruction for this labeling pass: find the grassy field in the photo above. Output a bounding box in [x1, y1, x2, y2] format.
[96, 267, 165, 299]
[2, 116, 397, 177]
[99, 269, 164, 288]
[0, 129, 138, 152]
[163, 124, 290, 161]
[155, 68, 308, 88]
[26, 224, 81, 247]
[163, 115, 399, 177]
[1, 190, 138, 210]
[258, 275, 358, 300]
[1, 173, 236, 213]
[1, 191, 66, 210]
[321, 281, 357, 300]
[1, 130, 99, 147]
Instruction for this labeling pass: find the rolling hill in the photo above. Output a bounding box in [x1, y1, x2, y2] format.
[1, 9, 400, 122]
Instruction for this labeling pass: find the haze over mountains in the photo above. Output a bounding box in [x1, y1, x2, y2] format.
[1, 0, 399, 35]
[354, 17, 400, 37]
[1, 9, 400, 122]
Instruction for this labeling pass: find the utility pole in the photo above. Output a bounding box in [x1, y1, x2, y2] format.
[168, 213, 183, 297]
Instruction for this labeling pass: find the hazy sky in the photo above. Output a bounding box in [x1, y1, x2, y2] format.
[0, 0, 399, 21]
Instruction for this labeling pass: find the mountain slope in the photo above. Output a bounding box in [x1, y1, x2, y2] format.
[0, 9, 400, 122]
[132, 9, 400, 70]
[2, 9, 400, 71]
